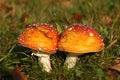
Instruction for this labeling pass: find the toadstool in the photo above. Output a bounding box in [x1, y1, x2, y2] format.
[58, 24, 104, 69]
[18, 24, 59, 72]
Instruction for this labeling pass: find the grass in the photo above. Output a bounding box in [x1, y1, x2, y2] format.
[0, 0, 120, 80]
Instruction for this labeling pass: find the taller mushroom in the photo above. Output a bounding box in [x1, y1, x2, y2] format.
[58, 24, 104, 69]
[18, 24, 59, 72]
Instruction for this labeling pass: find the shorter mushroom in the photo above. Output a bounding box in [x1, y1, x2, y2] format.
[18, 24, 59, 72]
[58, 24, 104, 69]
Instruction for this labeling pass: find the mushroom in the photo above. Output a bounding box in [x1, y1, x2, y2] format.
[18, 24, 59, 72]
[58, 24, 104, 69]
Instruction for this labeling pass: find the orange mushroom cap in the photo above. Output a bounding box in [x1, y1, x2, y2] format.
[58, 24, 104, 54]
[18, 24, 59, 53]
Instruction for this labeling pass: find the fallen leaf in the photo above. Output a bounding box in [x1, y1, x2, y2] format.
[104, 66, 118, 80]
[12, 65, 28, 80]
[102, 16, 113, 27]
[114, 59, 120, 64]
[73, 13, 82, 22]
[110, 63, 120, 72]
[21, 13, 29, 22]
[0, 3, 10, 12]
[104, 60, 120, 80]
[106, 70, 118, 80]
[0, 3, 16, 17]
[61, 0, 73, 8]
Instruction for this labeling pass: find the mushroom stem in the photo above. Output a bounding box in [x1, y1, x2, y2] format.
[32, 51, 52, 73]
[64, 53, 78, 69]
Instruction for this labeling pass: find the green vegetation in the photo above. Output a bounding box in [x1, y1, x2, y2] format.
[0, 0, 120, 80]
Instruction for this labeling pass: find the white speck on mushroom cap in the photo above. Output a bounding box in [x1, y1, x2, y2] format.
[89, 32, 94, 37]
[18, 38, 22, 41]
[28, 23, 54, 28]
[68, 27, 73, 31]
[28, 24, 39, 27]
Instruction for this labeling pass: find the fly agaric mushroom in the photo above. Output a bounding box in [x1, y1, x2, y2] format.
[18, 24, 59, 72]
[58, 24, 104, 69]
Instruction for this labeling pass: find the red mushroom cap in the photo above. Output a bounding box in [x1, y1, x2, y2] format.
[58, 24, 104, 54]
[18, 24, 59, 53]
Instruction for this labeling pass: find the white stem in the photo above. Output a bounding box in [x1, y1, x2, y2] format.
[31, 51, 52, 73]
[64, 54, 78, 69]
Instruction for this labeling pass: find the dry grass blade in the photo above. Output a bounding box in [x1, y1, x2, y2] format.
[106, 38, 118, 49]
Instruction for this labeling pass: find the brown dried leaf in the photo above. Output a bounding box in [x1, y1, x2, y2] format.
[0, 3, 16, 17]
[104, 66, 118, 80]
[21, 13, 29, 22]
[0, 4, 9, 11]
[73, 13, 82, 22]
[106, 70, 118, 80]
[110, 63, 120, 72]
[114, 59, 120, 64]
[104, 60, 120, 80]
[12, 65, 28, 80]
[61, 0, 73, 8]
[102, 16, 113, 27]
